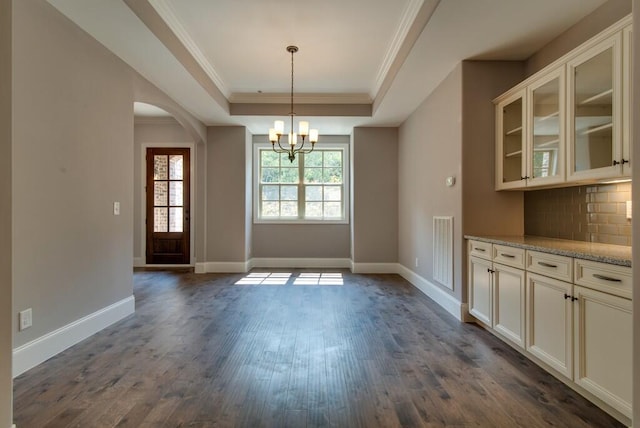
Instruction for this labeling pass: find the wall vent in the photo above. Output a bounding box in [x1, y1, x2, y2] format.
[433, 216, 453, 290]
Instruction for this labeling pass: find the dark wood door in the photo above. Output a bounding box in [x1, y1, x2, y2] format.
[146, 148, 190, 264]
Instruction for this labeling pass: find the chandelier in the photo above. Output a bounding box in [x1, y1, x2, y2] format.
[269, 45, 318, 163]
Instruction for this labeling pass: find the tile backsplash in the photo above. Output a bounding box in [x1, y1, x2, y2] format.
[524, 182, 632, 246]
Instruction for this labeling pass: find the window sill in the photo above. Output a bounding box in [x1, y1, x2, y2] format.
[253, 219, 349, 225]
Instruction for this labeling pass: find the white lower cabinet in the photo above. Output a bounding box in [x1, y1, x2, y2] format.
[468, 255, 493, 326]
[526, 272, 573, 378]
[467, 240, 632, 423]
[493, 264, 525, 348]
[573, 285, 632, 419]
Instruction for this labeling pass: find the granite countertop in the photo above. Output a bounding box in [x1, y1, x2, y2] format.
[464, 235, 632, 267]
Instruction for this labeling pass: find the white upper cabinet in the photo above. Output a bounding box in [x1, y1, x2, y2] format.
[496, 90, 526, 190]
[567, 34, 622, 181]
[495, 15, 631, 190]
[528, 68, 565, 187]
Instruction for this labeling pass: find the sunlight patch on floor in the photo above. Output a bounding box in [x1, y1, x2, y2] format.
[234, 272, 344, 285]
[235, 272, 292, 285]
[293, 272, 344, 285]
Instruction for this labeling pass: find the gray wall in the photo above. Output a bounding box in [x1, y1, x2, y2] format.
[352, 128, 398, 263]
[0, 0, 11, 424]
[133, 121, 206, 264]
[632, 0, 639, 423]
[399, 64, 463, 298]
[251, 135, 351, 259]
[12, 0, 134, 347]
[206, 126, 251, 262]
[526, 0, 631, 76]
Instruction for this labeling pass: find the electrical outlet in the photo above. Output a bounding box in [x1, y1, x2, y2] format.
[113, 201, 120, 216]
[626, 200, 632, 220]
[19, 308, 32, 331]
[415, 258, 419, 268]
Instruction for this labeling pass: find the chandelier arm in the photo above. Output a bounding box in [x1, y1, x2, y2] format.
[275, 137, 288, 153]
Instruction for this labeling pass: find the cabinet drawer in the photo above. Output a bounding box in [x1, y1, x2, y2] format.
[574, 259, 632, 299]
[493, 245, 525, 269]
[526, 251, 573, 282]
[469, 240, 492, 260]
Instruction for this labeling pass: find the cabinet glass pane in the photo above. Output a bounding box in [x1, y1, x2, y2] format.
[502, 98, 523, 183]
[532, 77, 560, 179]
[573, 48, 613, 172]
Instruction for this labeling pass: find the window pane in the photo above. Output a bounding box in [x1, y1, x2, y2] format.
[281, 201, 298, 217]
[324, 168, 342, 184]
[280, 168, 299, 183]
[305, 185, 322, 201]
[154, 155, 168, 180]
[169, 207, 183, 232]
[305, 151, 323, 167]
[169, 155, 183, 179]
[324, 186, 341, 201]
[154, 207, 168, 232]
[324, 202, 342, 218]
[262, 185, 279, 201]
[169, 181, 183, 206]
[154, 182, 168, 206]
[304, 168, 322, 184]
[262, 201, 279, 217]
[305, 202, 323, 218]
[324, 151, 342, 167]
[262, 168, 280, 183]
[281, 185, 298, 201]
[261, 151, 280, 167]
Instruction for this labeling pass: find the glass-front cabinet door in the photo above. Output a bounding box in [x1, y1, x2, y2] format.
[496, 90, 526, 190]
[527, 68, 564, 186]
[567, 34, 622, 180]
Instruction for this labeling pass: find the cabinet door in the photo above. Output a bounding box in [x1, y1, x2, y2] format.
[573, 285, 632, 419]
[492, 263, 525, 348]
[567, 34, 622, 181]
[527, 68, 565, 187]
[622, 25, 632, 176]
[496, 90, 526, 190]
[468, 256, 492, 326]
[525, 273, 573, 378]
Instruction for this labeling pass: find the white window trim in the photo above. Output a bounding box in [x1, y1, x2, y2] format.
[253, 142, 350, 224]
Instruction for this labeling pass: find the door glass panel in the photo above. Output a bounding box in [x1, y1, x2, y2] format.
[169, 207, 183, 232]
[154, 182, 168, 206]
[154, 155, 168, 180]
[573, 48, 613, 172]
[169, 181, 183, 206]
[154, 207, 168, 232]
[169, 155, 184, 179]
[532, 77, 560, 179]
[502, 97, 523, 183]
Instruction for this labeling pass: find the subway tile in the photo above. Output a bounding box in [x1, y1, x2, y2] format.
[607, 214, 628, 225]
[597, 224, 618, 235]
[609, 192, 630, 203]
[594, 192, 609, 203]
[598, 203, 617, 213]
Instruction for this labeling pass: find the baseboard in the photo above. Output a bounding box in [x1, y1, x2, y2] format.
[250, 258, 352, 269]
[396, 264, 464, 321]
[133, 257, 144, 267]
[351, 262, 400, 273]
[201, 261, 251, 273]
[13, 295, 135, 378]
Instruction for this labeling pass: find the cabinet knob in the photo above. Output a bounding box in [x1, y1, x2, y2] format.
[613, 160, 620, 166]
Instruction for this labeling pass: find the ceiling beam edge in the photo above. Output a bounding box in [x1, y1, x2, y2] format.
[372, 0, 441, 116]
[230, 103, 372, 117]
[123, 0, 229, 113]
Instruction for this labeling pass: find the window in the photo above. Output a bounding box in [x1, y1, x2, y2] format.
[254, 144, 349, 223]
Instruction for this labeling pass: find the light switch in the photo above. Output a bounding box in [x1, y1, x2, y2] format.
[113, 201, 120, 216]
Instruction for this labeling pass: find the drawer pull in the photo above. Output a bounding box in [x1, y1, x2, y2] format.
[474, 248, 486, 252]
[592, 273, 622, 282]
[538, 261, 558, 268]
[500, 253, 516, 258]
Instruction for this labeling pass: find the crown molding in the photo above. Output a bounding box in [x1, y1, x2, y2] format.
[148, 0, 229, 98]
[229, 92, 372, 105]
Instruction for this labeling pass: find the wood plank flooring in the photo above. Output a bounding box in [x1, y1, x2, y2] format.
[13, 269, 624, 427]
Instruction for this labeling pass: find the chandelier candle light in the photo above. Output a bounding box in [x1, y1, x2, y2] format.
[269, 45, 318, 162]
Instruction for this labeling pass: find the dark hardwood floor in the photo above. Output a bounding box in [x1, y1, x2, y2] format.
[14, 269, 623, 427]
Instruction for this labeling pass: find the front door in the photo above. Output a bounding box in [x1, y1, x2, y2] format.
[146, 148, 190, 264]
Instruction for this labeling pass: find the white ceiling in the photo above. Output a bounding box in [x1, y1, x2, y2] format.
[48, 0, 607, 134]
